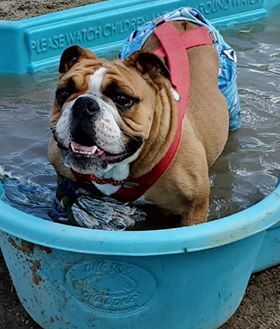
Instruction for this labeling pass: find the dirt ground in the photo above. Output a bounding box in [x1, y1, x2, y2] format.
[0, 0, 279, 328]
[0, 0, 103, 20]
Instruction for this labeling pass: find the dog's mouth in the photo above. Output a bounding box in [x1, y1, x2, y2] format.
[69, 141, 128, 164]
[51, 127, 143, 173]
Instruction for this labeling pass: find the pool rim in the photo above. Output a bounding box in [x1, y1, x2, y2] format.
[0, 183, 279, 256]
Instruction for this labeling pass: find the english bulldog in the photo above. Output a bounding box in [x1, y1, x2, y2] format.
[48, 8, 239, 226]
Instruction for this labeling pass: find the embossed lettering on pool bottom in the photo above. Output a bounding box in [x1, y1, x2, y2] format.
[66, 259, 157, 314]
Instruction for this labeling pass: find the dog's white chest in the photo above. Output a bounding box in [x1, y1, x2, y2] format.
[93, 182, 121, 196]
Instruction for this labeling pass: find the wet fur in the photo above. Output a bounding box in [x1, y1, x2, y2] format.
[49, 21, 229, 226]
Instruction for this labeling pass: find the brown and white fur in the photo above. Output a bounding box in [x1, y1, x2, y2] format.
[48, 21, 229, 226]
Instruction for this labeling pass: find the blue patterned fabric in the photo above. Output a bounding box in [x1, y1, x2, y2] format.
[120, 7, 240, 130]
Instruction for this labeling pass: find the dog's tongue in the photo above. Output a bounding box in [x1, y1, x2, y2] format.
[70, 141, 97, 155]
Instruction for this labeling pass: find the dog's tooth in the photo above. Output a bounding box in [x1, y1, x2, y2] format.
[70, 141, 98, 155]
[96, 148, 104, 156]
[90, 146, 97, 155]
[70, 143, 76, 152]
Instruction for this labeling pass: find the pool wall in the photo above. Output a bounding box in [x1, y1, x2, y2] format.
[0, 182, 279, 329]
[0, 231, 267, 329]
[0, 0, 280, 74]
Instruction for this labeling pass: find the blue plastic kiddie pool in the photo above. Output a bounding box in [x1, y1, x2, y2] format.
[0, 1, 280, 329]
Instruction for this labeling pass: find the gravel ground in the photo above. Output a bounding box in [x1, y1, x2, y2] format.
[0, 1, 279, 328]
[0, 0, 103, 20]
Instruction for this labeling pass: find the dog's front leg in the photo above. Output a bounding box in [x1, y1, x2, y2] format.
[181, 195, 209, 226]
[180, 167, 210, 226]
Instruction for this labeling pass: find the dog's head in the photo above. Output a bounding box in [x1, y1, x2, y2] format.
[50, 45, 170, 179]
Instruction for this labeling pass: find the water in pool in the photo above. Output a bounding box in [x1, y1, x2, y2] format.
[0, 10, 279, 226]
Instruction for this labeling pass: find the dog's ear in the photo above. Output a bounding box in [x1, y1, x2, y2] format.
[125, 52, 170, 89]
[59, 45, 96, 74]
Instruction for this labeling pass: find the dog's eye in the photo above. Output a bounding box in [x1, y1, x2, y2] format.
[111, 93, 137, 109]
[56, 86, 76, 106]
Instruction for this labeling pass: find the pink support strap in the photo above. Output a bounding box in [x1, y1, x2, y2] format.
[113, 23, 213, 202]
[153, 26, 213, 58]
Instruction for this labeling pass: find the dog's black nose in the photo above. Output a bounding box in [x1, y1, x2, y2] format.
[70, 96, 100, 146]
[72, 96, 100, 117]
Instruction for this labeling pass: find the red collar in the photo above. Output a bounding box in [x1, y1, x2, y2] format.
[74, 23, 213, 202]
